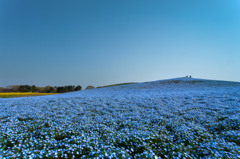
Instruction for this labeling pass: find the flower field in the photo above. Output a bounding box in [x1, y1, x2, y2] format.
[0, 78, 240, 158]
[0, 93, 58, 98]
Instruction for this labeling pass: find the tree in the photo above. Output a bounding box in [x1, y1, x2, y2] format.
[66, 85, 74, 92]
[57, 86, 66, 93]
[46, 86, 55, 93]
[31, 85, 39, 92]
[75, 85, 82, 91]
[86, 85, 95, 89]
[19, 85, 31, 92]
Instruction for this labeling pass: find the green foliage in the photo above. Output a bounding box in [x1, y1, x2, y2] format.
[12, 85, 39, 92]
[46, 87, 55, 93]
[114, 135, 146, 158]
[3, 85, 82, 93]
[74, 85, 82, 91]
[55, 85, 82, 93]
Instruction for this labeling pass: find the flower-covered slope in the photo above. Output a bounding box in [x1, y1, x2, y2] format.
[1, 77, 240, 158]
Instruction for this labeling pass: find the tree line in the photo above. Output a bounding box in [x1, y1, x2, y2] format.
[8, 85, 82, 93]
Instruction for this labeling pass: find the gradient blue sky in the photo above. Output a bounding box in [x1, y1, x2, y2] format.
[1, 0, 240, 88]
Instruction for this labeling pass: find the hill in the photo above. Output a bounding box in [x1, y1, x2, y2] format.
[97, 82, 137, 88]
[0, 77, 240, 158]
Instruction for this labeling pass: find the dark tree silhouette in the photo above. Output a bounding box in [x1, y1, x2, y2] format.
[75, 85, 82, 91]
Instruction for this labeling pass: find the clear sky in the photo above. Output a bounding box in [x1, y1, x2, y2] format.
[1, 0, 240, 88]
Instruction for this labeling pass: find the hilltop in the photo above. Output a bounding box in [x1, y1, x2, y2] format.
[90, 77, 240, 94]
[0, 77, 240, 158]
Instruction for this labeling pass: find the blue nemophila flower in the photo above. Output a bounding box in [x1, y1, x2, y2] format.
[1, 79, 240, 158]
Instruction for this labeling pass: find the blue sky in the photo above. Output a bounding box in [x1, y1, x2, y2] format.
[1, 0, 240, 88]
